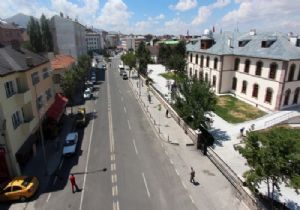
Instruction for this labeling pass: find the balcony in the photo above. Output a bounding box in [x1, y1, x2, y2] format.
[21, 117, 37, 134]
[14, 89, 31, 105]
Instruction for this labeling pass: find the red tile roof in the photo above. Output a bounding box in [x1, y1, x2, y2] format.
[51, 55, 75, 71]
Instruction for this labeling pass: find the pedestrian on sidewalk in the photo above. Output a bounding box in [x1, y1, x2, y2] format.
[148, 94, 151, 103]
[69, 174, 80, 193]
[190, 167, 195, 183]
[165, 109, 169, 118]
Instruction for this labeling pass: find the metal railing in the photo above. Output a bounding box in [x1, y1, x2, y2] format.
[264, 111, 298, 127]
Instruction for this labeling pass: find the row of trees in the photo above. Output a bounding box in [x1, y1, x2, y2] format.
[27, 14, 53, 53]
[61, 55, 91, 104]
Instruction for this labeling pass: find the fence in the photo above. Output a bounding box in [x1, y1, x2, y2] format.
[264, 111, 299, 127]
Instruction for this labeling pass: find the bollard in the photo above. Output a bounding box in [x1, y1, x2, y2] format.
[168, 135, 170, 142]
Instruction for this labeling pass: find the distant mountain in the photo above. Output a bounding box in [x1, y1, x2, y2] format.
[5, 13, 35, 28]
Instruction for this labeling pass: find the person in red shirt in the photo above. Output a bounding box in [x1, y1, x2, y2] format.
[69, 174, 80, 193]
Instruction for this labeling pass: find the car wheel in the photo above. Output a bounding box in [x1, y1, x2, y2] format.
[20, 196, 26, 202]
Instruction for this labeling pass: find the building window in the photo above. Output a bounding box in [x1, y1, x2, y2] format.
[293, 87, 300, 104]
[244, 59, 250, 73]
[265, 88, 273, 104]
[31, 72, 40, 85]
[189, 68, 192, 77]
[288, 64, 296, 81]
[46, 88, 52, 101]
[234, 58, 240, 71]
[232, 77, 237, 90]
[206, 56, 210, 68]
[42, 68, 49, 79]
[36, 95, 43, 110]
[199, 71, 203, 80]
[200, 55, 204, 68]
[205, 73, 208, 82]
[298, 67, 300, 80]
[255, 61, 263, 76]
[241, 80, 247, 94]
[284, 89, 291, 106]
[12, 110, 23, 129]
[269, 63, 277, 79]
[195, 55, 199, 65]
[5, 81, 16, 98]
[214, 58, 218, 69]
[194, 70, 198, 78]
[252, 84, 259, 98]
[190, 54, 193, 62]
[212, 76, 216, 87]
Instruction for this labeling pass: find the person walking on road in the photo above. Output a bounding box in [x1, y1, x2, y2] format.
[69, 174, 80, 193]
[190, 167, 195, 183]
[165, 109, 169, 118]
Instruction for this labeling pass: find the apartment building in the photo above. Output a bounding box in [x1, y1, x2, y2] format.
[0, 44, 55, 179]
[86, 31, 102, 51]
[0, 20, 23, 45]
[186, 30, 300, 111]
[50, 14, 87, 59]
[106, 32, 120, 48]
[120, 35, 145, 51]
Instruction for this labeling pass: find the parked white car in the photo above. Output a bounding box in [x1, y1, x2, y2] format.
[63, 132, 78, 156]
[83, 88, 92, 99]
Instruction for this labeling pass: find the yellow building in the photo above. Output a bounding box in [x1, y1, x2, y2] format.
[0, 44, 54, 179]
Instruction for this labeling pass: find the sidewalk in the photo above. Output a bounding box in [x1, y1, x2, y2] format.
[128, 73, 250, 210]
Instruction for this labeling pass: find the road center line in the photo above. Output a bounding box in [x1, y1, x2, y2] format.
[79, 82, 97, 210]
[127, 120, 132, 130]
[46, 193, 51, 202]
[132, 139, 138, 155]
[142, 172, 151, 198]
[124, 106, 127, 113]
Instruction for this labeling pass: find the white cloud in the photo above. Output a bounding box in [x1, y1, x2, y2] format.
[192, 6, 211, 25]
[163, 18, 190, 35]
[211, 0, 231, 8]
[96, 0, 132, 31]
[170, 0, 197, 12]
[133, 14, 165, 34]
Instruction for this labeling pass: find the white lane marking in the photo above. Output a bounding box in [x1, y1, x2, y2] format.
[189, 195, 195, 204]
[182, 181, 187, 190]
[142, 173, 150, 198]
[111, 174, 117, 183]
[111, 154, 115, 161]
[124, 106, 127, 113]
[170, 159, 173, 165]
[46, 193, 51, 202]
[112, 185, 118, 196]
[113, 201, 120, 210]
[132, 139, 138, 155]
[175, 169, 179, 176]
[95, 100, 97, 105]
[79, 88, 97, 210]
[127, 120, 132, 130]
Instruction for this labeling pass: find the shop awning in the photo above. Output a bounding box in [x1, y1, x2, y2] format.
[47, 93, 68, 122]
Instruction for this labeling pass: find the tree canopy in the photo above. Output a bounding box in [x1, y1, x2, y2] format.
[136, 41, 152, 75]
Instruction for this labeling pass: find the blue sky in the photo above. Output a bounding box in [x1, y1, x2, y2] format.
[2, 0, 300, 35]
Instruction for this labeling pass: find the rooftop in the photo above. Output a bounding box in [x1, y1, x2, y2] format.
[51, 54, 75, 71]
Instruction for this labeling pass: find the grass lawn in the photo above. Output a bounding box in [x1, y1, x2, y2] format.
[160, 71, 186, 82]
[215, 95, 266, 123]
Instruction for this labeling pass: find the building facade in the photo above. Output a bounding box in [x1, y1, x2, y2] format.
[186, 30, 300, 111]
[0, 20, 23, 45]
[86, 32, 102, 51]
[120, 35, 145, 51]
[0, 44, 54, 178]
[50, 14, 87, 59]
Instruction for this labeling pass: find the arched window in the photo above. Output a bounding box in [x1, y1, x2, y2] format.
[205, 73, 208, 82]
[189, 68, 192, 77]
[212, 75, 216, 87]
[199, 71, 203, 80]
[232, 77, 237, 90]
[200, 55, 204, 68]
[195, 70, 198, 78]
[293, 87, 300, 104]
[241, 80, 247, 94]
[269, 63, 277, 79]
[234, 58, 240, 71]
[206, 56, 210, 67]
[288, 64, 296, 81]
[255, 61, 263, 76]
[190, 54, 193, 62]
[284, 89, 291, 106]
[214, 58, 218, 69]
[252, 84, 259, 98]
[195, 54, 199, 65]
[244, 59, 251, 73]
[265, 88, 273, 104]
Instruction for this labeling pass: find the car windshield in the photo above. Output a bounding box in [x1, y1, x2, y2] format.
[64, 140, 75, 146]
[21, 177, 33, 187]
[84, 90, 91, 94]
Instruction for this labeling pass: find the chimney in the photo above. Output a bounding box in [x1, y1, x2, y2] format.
[11, 40, 21, 51]
[249, 29, 256, 36]
[227, 38, 233, 48]
[26, 57, 34, 67]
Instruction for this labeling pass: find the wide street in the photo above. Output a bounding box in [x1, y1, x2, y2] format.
[24, 56, 197, 210]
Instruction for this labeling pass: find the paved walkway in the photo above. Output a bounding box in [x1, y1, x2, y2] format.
[127, 72, 250, 210]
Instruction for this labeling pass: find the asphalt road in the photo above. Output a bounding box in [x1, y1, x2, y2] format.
[30, 56, 197, 210]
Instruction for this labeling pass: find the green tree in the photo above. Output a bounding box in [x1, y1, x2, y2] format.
[27, 16, 44, 52]
[167, 53, 186, 73]
[158, 43, 171, 65]
[174, 76, 217, 129]
[238, 127, 300, 209]
[136, 41, 152, 76]
[121, 52, 136, 78]
[61, 70, 76, 105]
[40, 14, 53, 52]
